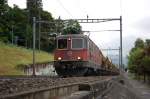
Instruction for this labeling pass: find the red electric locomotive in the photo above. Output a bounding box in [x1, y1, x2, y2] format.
[54, 34, 119, 76]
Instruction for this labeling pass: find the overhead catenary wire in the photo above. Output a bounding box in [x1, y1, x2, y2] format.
[120, 0, 123, 16]
[56, 0, 73, 18]
[77, 0, 88, 18]
[82, 30, 120, 33]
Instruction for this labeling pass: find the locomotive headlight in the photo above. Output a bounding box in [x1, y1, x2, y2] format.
[68, 37, 71, 40]
[77, 56, 81, 60]
[58, 57, 62, 60]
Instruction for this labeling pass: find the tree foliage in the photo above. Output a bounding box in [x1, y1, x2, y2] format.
[0, 0, 8, 16]
[0, 2, 82, 52]
[0, 3, 56, 52]
[135, 38, 144, 48]
[128, 38, 150, 76]
[141, 56, 150, 71]
[62, 20, 82, 35]
[0, 0, 9, 33]
[128, 48, 144, 73]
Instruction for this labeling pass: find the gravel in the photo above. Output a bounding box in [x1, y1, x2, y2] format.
[0, 76, 107, 97]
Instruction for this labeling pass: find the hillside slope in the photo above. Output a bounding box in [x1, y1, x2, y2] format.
[0, 42, 53, 75]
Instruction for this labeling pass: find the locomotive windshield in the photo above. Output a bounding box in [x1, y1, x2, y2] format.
[72, 38, 83, 49]
[58, 39, 67, 49]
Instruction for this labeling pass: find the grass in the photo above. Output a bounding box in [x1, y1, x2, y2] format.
[0, 42, 53, 75]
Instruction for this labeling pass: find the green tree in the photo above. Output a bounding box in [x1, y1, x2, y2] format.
[27, 0, 42, 24]
[0, 1, 56, 52]
[145, 39, 150, 56]
[128, 48, 144, 73]
[40, 10, 56, 51]
[7, 5, 29, 46]
[128, 38, 145, 73]
[0, 0, 9, 42]
[0, 0, 8, 16]
[135, 38, 144, 48]
[62, 20, 82, 35]
[128, 38, 144, 72]
[140, 56, 150, 81]
[128, 38, 150, 82]
[141, 56, 150, 72]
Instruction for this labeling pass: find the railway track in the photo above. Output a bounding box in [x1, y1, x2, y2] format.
[0, 76, 113, 98]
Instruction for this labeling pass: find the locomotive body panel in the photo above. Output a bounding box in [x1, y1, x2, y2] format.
[54, 49, 88, 61]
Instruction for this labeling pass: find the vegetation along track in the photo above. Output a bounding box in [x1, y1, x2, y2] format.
[0, 76, 112, 98]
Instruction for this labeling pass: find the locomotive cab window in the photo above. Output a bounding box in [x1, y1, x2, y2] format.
[72, 38, 83, 49]
[58, 39, 67, 49]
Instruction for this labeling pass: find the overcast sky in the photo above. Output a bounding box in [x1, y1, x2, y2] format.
[8, 0, 150, 57]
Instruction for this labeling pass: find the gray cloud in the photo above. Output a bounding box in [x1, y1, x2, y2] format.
[134, 16, 150, 32]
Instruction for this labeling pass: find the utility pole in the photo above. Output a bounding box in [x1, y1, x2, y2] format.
[38, 13, 41, 51]
[38, 0, 42, 51]
[11, 25, 14, 44]
[32, 17, 36, 76]
[25, 10, 29, 48]
[119, 47, 121, 69]
[120, 16, 123, 69]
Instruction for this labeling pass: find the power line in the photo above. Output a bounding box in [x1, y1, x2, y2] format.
[77, 0, 88, 18]
[56, 0, 73, 18]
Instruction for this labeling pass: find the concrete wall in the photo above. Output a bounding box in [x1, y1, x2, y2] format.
[24, 63, 57, 76]
[10, 85, 78, 99]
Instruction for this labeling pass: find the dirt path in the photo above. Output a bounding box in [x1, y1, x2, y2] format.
[125, 73, 150, 99]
